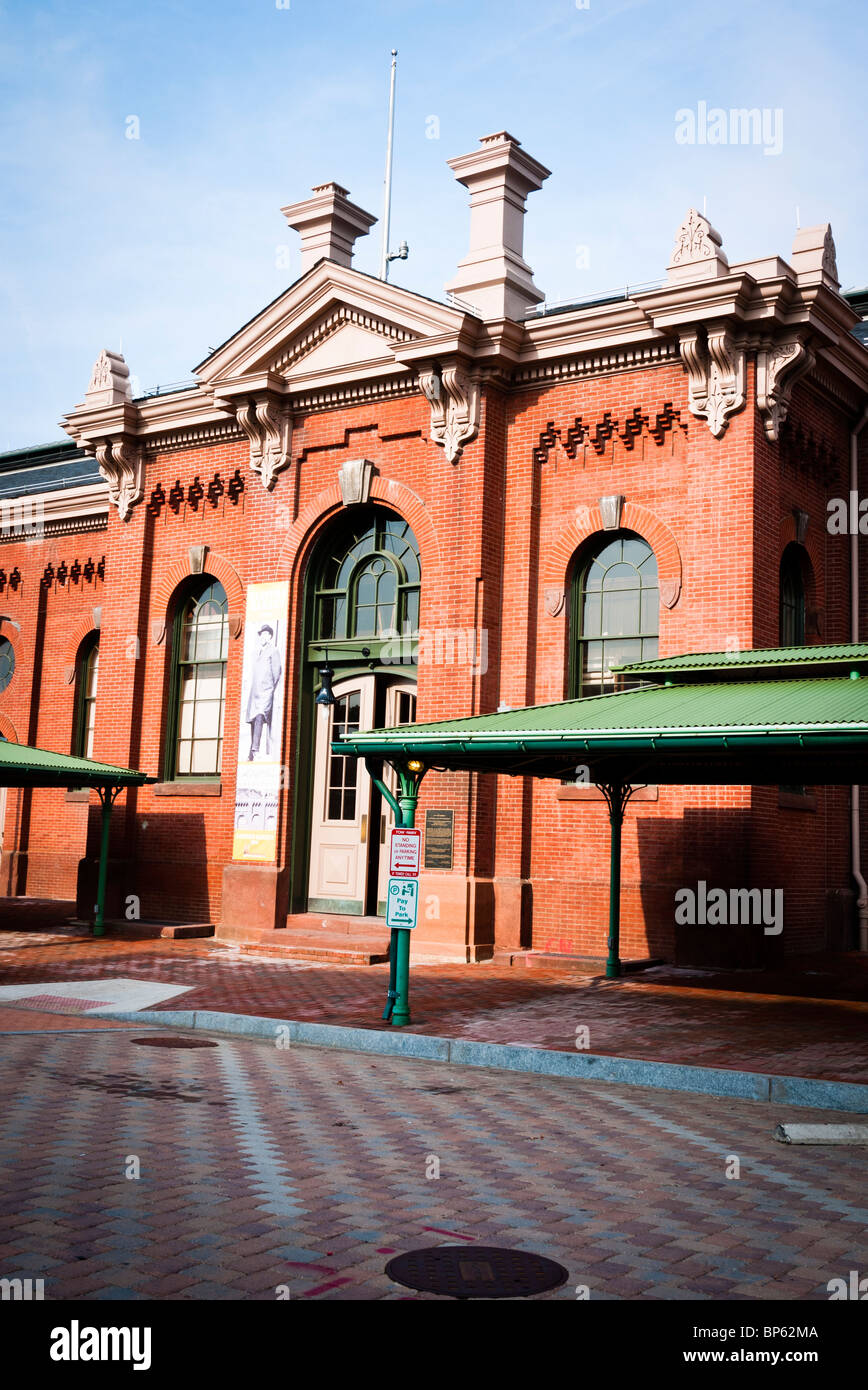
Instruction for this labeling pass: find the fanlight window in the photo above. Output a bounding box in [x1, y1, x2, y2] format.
[314, 512, 420, 641]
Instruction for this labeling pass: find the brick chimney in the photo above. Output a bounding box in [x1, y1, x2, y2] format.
[445, 131, 550, 320]
[281, 182, 377, 275]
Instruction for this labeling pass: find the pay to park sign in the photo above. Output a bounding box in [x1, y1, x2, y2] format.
[386, 827, 420, 929]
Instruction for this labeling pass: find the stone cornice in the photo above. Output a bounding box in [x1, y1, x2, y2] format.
[59, 248, 868, 479]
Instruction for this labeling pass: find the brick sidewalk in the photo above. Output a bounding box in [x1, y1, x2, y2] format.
[1, 1027, 865, 1300]
[1, 928, 866, 1084]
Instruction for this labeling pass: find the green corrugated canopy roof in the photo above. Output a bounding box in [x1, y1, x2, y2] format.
[0, 739, 154, 789]
[615, 642, 868, 680]
[336, 644, 868, 786]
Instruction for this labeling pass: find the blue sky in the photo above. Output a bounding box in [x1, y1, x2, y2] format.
[0, 0, 865, 449]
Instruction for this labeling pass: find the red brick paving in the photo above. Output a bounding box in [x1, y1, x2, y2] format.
[0, 919, 866, 1083]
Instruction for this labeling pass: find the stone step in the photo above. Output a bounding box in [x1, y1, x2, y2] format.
[68, 918, 215, 941]
[216, 915, 391, 964]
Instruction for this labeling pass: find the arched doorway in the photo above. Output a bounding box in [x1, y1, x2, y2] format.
[303, 507, 420, 916]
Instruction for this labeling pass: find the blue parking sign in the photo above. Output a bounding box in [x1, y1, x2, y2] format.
[386, 876, 419, 930]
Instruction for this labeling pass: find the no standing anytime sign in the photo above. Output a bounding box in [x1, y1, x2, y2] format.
[389, 828, 421, 877]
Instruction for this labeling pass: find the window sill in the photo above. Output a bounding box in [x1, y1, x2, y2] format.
[778, 788, 817, 812]
[556, 784, 659, 802]
[153, 781, 222, 797]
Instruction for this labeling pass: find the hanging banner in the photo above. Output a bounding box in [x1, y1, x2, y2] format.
[232, 580, 289, 862]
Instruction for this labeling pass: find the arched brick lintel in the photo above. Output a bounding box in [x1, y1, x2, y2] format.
[150, 551, 245, 645]
[545, 501, 683, 609]
[277, 477, 441, 590]
[0, 712, 18, 742]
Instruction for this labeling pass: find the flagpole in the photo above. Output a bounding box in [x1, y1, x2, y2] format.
[380, 48, 398, 281]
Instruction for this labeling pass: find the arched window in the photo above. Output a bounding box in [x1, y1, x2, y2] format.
[572, 532, 659, 696]
[313, 510, 420, 643]
[0, 637, 14, 695]
[779, 544, 806, 646]
[73, 634, 99, 758]
[168, 579, 229, 778]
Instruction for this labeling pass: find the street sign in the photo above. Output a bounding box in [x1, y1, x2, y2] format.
[386, 876, 419, 929]
[389, 828, 421, 877]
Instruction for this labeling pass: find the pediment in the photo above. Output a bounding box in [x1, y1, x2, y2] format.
[195, 259, 469, 391]
[273, 308, 417, 379]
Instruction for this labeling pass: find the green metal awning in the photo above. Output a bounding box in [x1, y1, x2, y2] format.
[0, 739, 154, 789]
[0, 739, 154, 937]
[335, 675, 868, 785]
[333, 643, 868, 1014]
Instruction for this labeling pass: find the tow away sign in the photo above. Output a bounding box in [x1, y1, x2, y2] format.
[389, 828, 421, 877]
[386, 876, 419, 929]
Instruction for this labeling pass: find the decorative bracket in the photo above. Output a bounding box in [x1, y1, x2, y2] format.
[233, 396, 292, 491]
[93, 438, 144, 520]
[679, 327, 745, 438]
[418, 365, 481, 464]
[756, 338, 815, 442]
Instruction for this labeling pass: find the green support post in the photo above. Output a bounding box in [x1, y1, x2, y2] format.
[601, 783, 634, 980]
[93, 785, 120, 939]
[390, 768, 421, 1028]
[365, 760, 402, 1022]
[366, 758, 425, 1028]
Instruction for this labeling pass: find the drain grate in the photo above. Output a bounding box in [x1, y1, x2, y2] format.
[385, 1245, 568, 1299]
[130, 1036, 218, 1049]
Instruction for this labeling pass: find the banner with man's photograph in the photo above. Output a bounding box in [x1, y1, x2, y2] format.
[231, 580, 289, 862]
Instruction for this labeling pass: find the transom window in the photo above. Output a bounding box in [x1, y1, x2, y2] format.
[171, 579, 229, 777]
[314, 511, 420, 642]
[573, 532, 658, 696]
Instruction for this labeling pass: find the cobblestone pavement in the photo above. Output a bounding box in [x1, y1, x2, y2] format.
[1, 933, 866, 1082]
[1, 1024, 866, 1300]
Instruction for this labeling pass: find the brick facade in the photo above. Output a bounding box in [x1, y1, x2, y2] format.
[2, 154, 867, 964]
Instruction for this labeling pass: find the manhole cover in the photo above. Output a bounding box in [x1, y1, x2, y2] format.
[130, 1036, 218, 1049]
[385, 1245, 568, 1299]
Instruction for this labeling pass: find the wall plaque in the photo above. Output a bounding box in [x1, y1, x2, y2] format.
[424, 809, 454, 870]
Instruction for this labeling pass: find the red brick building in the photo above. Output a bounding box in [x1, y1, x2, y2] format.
[2, 132, 867, 966]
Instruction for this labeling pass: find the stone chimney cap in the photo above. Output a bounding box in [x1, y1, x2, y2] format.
[281, 183, 377, 275]
[447, 132, 552, 193]
[311, 181, 350, 197]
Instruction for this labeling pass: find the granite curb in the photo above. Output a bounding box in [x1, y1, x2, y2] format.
[96, 1007, 868, 1112]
